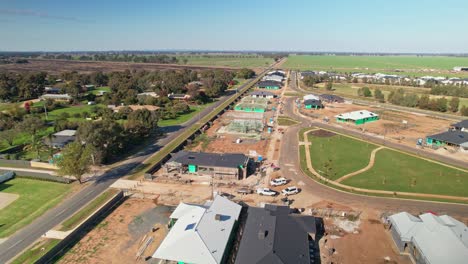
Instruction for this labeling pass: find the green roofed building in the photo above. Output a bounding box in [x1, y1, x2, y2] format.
[335, 110, 379, 125]
[234, 97, 268, 112]
[257, 80, 282, 90]
[164, 151, 251, 180]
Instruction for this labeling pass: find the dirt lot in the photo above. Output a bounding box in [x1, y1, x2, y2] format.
[58, 198, 171, 264]
[301, 102, 468, 162]
[0, 59, 238, 74]
[320, 210, 412, 264]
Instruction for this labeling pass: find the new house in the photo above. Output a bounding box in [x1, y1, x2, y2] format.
[388, 212, 468, 264]
[165, 151, 251, 180]
[234, 97, 268, 113]
[235, 204, 320, 264]
[303, 94, 320, 101]
[168, 93, 191, 100]
[40, 93, 72, 101]
[425, 130, 468, 151]
[453, 66, 468, 72]
[249, 91, 277, 99]
[44, 129, 76, 149]
[335, 110, 379, 125]
[262, 74, 284, 83]
[153, 195, 242, 264]
[319, 94, 344, 103]
[451, 119, 468, 132]
[257, 81, 281, 90]
[304, 99, 323, 109]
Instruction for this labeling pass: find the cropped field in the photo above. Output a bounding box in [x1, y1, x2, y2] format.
[176, 55, 274, 68]
[0, 178, 72, 237]
[308, 132, 378, 180]
[342, 148, 468, 197]
[284, 55, 468, 77]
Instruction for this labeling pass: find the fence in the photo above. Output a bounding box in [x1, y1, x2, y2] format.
[34, 191, 125, 264]
[17, 173, 71, 184]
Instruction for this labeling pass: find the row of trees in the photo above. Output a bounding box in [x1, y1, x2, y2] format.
[40, 54, 179, 64]
[356, 87, 466, 115]
[430, 85, 468, 98]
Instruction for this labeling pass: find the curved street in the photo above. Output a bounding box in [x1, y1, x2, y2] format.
[278, 78, 468, 218]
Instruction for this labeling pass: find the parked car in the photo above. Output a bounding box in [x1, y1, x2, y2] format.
[270, 177, 287, 186]
[282, 186, 300, 196]
[236, 188, 253, 195]
[256, 188, 277, 196]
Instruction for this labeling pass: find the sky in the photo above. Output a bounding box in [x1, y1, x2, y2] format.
[1, 0, 468, 53]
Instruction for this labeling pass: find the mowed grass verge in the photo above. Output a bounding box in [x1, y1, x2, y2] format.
[0, 178, 72, 238]
[308, 132, 378, 180]
[342, 149, 468, 197]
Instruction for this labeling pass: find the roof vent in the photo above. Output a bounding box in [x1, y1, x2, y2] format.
[258, 230, 268, 240]
[215, 214, 222, 221]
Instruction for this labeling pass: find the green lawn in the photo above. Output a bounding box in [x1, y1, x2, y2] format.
[277, 116, 300, 126]
[342, 148, 468, 196]
[308, 132, 378, 180]
[0, 178, 72, 238]
[284, 55, 468, 77]
[158, 102, 215, 127]
[176, 55, 274, 68]
[59, 189, 118, 231]
[10, 238, 60, 264]
[89, 86, 111, 95]
[44, 104, 103, 121]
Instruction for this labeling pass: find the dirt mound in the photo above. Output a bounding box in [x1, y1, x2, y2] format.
[310, 129, 336, 138]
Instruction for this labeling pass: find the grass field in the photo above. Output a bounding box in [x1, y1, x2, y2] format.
[284, 55, 468, 77]
[0, 178, 72, 238]
[305, 130, 468, 196]
[308, 132, 378, 180]
[59, 189, 118, 231]
[176, 55, 274, 68]
[89, 86, 111, 95]
[158, 101, 216, 127]
[342, 148, 468, 196]
[10, 238, 60, 264]
[277, 116, 300, 126]
[44, 104, 103, 121]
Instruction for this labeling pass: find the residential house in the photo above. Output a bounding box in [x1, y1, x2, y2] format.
[319, 94, 344, 103]
[168, 93, 191, 100]
[250, 91, 276, 99]
[426, 130, 468, 151]
[44, 87, 62, 94]
[335, 110, 379, 125]
[453, 66, 468, 72]
[137, 92, 160, 99]
[303, 94, 320, 101]
[451, 120, 468, 132]
[40, 93, 72, 101]
[257, 81, 282, 90]
[165, 151, 251, 180]
[153, 195, 242, 264]
[262, 74, 284, 83]
[45, 129, 76, 149]
[234, 204, 320, 264]
[304, 99, 323, 109]
[388, 212, 468, 264]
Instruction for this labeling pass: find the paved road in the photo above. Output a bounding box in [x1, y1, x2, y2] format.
[278, 72, 468, 218]
[0, 67, 272, 263]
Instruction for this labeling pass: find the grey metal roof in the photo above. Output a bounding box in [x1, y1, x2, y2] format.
[169, 151, 249, 168]
[304, 99, 323, 107]
[250, 91, 276, 97]
[427, 130, 468, 145]
[235, 204, 316, 264]
[257, 81, 282, 87]
[319, 94, 344, 102]
[452, 120, 468, 129]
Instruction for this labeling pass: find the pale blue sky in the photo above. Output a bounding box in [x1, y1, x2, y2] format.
[1, 0, 467, 52]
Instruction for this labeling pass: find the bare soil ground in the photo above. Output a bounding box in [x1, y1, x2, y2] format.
[58, 198, 170, 264]
[321, 210, 412, 264]
[0, 192, 19, 210]
[310, 129, 336, 138]
[301, 102, 468, 162]
[0, 59, 238, 74]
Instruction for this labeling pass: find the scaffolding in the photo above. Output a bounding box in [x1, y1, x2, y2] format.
[227, 119, 264, 134]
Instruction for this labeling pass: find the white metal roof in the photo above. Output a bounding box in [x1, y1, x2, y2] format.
[389, 212, 468, 264]
[153, 195, 242, 264]
[169, 203, 208, 219]
[335, 110, 378, 121]
[303, 94, 320, 101]
[53, 130, 76, 137]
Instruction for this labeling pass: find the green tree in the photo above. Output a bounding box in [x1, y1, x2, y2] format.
[0, 129, 17, 146]
[326, 82, 333, 91]
[436, 97, 448, 112]
[236, 68, 255, 79]
[358, 87, 372, 97]
[374, 88, 385, 102]
[57, 142, 96, 183]
[460, 105, 468, 116]
[449, 97, 460, 112]
[418, 95, 430, 109]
